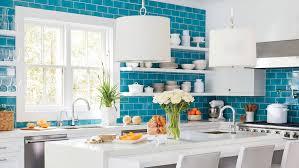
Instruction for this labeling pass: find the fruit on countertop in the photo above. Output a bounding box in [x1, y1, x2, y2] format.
[26, 123, 36, 129]
[119, 132, 143, 141]
[123, 115, 132, 125]
[132, 116, 142, 125]
[188, 108, 201, 115]
[37, 119, 50, 128]
[147, 115, 167, 135]
[187, 108, 202, 121]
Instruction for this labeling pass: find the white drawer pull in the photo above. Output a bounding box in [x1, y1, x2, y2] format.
[0, 147, 8, 150]
[0, 158, 7, 162]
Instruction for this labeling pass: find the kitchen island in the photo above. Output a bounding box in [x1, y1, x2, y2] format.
[45, 122, 289, 168]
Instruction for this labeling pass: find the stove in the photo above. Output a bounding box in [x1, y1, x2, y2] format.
[238, 121, 299, 139]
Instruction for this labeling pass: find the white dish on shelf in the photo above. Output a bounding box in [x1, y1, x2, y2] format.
[126, 62, 139, 68]
[159, 62, 178, 69]
[181, 64, 195, 70]
[128, 83, 144, 94]
[193, 60, 207, 70]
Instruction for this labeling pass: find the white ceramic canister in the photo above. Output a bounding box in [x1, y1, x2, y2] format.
[194, 79, 204, 93]
[181, 35, 190, 46]
[246, 112, 254, 122]
[183, 30, 190, 36]
[267, 103, 289, 123]
[144, 86, 154, 93]
[170, 34, 181, 46]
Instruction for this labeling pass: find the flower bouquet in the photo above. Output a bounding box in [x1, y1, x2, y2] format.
[153, 90, 194, 140]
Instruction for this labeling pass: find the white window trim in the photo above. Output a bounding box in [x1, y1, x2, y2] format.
[15, 6, 120, 122]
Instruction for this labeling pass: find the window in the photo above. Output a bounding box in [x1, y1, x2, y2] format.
[16, 7, 118, 122]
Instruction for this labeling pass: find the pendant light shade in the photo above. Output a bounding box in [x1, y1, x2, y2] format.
[115, 16, 171, 63]
[209, 28, 256, 67]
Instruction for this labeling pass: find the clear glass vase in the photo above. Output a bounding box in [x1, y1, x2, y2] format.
[166, 112, 180, 140]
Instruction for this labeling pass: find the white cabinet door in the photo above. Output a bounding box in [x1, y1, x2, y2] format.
[205, 67, 265, 96]
[0, 154, 18, 168]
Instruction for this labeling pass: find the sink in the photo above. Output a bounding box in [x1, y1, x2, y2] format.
[181, 130, 267, 142]
[203, 131, 230, 134]
[62, 125, 103, 130]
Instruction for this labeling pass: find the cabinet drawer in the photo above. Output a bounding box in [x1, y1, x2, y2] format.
[0, 142, 22, 154]
[0, 155, 18, 168]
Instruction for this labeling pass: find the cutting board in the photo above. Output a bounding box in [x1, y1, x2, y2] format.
[20, 127, 56, 131]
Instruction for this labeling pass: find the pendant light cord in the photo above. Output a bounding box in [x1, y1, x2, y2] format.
[140, 0, 147, 15]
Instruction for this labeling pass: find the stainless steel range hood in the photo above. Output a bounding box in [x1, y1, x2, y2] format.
[255, 39, 299, 68]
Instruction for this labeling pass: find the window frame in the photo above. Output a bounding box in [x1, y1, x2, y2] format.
[15, 6, 119, 122]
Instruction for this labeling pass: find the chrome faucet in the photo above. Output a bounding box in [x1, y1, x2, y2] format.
[71, 98, 91, 126]
[219, 105, 237, 134]
[57, 111, 68, 127]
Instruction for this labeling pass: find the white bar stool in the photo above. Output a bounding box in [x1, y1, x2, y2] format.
[236, 145, 275, 168]
[176, 152, 220, 168]
[272, 141, 299, 168]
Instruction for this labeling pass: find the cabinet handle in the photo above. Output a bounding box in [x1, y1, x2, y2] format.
[0, 158, 7, 162]
[0, 146, 8, 150]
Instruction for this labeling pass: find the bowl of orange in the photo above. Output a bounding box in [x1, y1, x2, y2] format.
[187, 108, 202, 121]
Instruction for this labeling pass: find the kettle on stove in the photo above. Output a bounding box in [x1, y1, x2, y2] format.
[208, 100, 224, 121]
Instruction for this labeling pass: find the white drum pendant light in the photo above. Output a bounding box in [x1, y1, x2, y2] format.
[115, 0, 171, 63]
[209, 9, 256, 67]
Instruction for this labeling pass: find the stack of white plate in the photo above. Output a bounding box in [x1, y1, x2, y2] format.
[153, 83, 165, 93]
[165, 81, 180, 91]
[159, 57, 178, 69]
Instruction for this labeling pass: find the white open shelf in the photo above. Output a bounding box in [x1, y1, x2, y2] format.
[120, 92, 217, 97]
[120, 67, 209, 74]
[171, 45, 208, 52]
[0, 30, 17, 37]
[0, 92, 17, 97]
[0, 61, 17, 66]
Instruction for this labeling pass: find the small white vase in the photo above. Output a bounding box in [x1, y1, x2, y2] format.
[246, 112, 254, 122]
[101, 107, 117, 126]
[170, 34, 181, 46]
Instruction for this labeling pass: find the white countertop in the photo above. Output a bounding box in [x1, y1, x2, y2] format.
[0, 121, 226, 139]
[44, 122, 290, 168]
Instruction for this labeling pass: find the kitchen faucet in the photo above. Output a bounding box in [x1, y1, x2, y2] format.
[219, 105, 237, 134]
[71, 98, 91, 126]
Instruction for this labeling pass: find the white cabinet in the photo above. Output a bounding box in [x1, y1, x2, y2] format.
[205, 67, 265, 96]
[0, 139, 23, 168]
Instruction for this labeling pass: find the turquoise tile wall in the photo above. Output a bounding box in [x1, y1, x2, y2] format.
[0, 0, 207, 127]
[1, 0, 298, 127]
[218, 68, 299, 122]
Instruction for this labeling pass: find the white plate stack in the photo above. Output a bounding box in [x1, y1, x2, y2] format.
[159, 57, 178, 69]
[165, 81, 180, 91]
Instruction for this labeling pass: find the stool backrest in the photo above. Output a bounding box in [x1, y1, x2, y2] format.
[281, 141, 299, 168]
[176, 152, 220, 168]
[236, 145, 275, 168]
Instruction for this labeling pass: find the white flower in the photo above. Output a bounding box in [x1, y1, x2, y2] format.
[182, 92, 194, 103]
[171, 95, 182, 104]
[153, 94, 170, 105]
[153, 90, 194, 105]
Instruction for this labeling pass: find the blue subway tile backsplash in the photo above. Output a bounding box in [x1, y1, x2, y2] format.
[0, 0, 298, 128]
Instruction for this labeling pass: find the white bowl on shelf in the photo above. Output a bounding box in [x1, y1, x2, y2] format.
[165, 85, 180, 91]
[128, 83, 144, 94]
[166, 81, 177, 85]
[126, 62, 139, 68]
[181, 64, 195, 70]
[193, 60, 207, 70]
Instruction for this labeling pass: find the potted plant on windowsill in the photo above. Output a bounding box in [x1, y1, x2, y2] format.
[98, 66, 119, 126]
